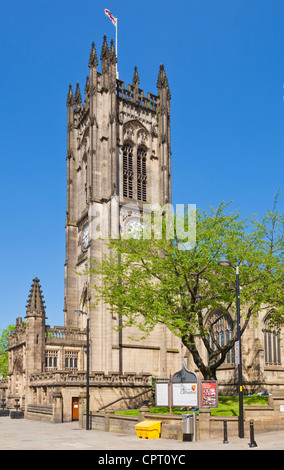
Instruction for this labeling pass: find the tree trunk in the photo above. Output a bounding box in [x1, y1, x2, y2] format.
[182, 334, 217, 380]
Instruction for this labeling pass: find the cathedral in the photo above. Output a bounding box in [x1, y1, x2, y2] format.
[1, 36, 283, 424]
[0, 37, 183, 422]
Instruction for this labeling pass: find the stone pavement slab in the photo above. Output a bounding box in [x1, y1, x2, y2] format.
[0, 417, 283, 452]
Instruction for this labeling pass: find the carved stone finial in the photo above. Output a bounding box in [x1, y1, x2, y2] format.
[132, 66, 140, 87]
[109, 38, 117, 64]
[88, 41, 98, 68]
[84, 76, 90, 96]
[157, 64, 171, 99]
[157, 64, 168, 88]
[74, 82, 82, 109]
[66, 83, 73, 106]
[100, 35, 109, 61]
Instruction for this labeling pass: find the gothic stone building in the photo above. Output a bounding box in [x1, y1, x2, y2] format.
[1, 37, 184, 422]
[1, 37, 284, 423]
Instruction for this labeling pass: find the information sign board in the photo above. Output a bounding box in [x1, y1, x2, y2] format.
[155, 381, 169, 406]
[172, 382, 198, 407]
[201, 380, 218, 408]
[235, 340, 240, 365]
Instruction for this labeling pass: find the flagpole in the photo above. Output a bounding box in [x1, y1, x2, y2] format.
[104, 9, 118, 79]
[116, 16, 118, 79]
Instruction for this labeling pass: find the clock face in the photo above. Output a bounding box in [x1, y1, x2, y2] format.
[82, 226, 89, 248]
[124, 217, 144, 239]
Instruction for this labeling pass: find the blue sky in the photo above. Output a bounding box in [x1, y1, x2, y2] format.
[0, 0, 283, 332]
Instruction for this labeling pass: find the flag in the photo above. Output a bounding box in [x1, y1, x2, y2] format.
[104, 9, 117, 26]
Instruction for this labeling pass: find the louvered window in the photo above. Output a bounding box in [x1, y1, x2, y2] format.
[122, 143, 133, 198]
[137, 147, 147, 202]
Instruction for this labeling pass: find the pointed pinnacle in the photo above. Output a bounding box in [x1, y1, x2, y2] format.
[74, 82, 82, 106]
[109, 38, 117, 64]
[100, 35, 109, 61]
[89, 41, 98, 68]
[84, 76, 90, 95]
[132, 66, 140, 87]
[157, 64, 168, 88]
[26, 277, 46, 315]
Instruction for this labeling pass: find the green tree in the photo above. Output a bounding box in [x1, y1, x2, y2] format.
[85, 199, 284, 380]
[0, 324, 16, 377]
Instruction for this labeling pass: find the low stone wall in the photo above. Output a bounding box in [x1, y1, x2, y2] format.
[26, 404, 53, 422]
[89, 408, 183, 439]
[244, 394, 284, 432]
[89, 408, 195, 440]
[87, 395, 284, 441]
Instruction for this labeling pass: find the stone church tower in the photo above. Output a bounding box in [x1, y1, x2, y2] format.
[64, 36, 182, 377]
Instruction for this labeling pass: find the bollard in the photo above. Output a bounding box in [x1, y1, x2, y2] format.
[10, 398, 24, 419]
[248, 419, 257, 448]
[223, 420, 229, 444]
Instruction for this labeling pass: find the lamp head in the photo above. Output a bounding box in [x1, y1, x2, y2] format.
[74, 309, 89, 318]
[218, 260, 233, 268]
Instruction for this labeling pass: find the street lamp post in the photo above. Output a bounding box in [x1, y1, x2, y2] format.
[218, 260, 244, 438]
[74, 309, 90, 430]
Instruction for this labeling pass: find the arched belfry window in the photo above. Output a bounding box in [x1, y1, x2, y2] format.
[137, 147, 147, 202]
[122, 143, 133, 199]
[264, 316, 281, 365]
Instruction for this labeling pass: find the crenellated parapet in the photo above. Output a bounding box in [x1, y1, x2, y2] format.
[117, 79, 158, 111]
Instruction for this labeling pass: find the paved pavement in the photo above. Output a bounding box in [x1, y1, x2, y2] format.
[0, 417, 283, 452]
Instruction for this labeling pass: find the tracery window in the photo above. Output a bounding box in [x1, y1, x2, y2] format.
[207, 310, 235, 364]
[137, 147, 147, 202]
[123, 143, 133, 198]
[45, 350, 58, 370]
[264, 317, 281, 365]
[65, 351, 78, 370]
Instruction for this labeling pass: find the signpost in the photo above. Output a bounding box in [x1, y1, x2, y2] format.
[171, 362, 198, 408]
[155, 363, 219, 442]
[155, 363, 219, 410]
[155, 362, 199, 408]
[235, 340, 240, 365]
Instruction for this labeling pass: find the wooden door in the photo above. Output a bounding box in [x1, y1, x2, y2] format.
[72, 397, 79, 421]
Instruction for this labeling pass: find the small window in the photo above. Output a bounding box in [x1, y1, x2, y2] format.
[45, 350, 58, 370]
[65, 351, 79, 370]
